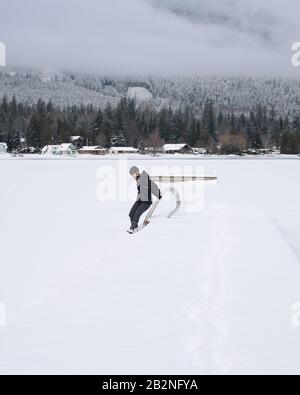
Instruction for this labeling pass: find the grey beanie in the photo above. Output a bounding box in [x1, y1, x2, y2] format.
[129, 166, 139, 175]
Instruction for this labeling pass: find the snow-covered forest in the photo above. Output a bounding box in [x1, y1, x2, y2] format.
[1, 70, 300, 117]
[1, 79, 300, 154]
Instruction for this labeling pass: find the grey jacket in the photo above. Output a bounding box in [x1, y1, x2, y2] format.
[137, 171, 161, 203]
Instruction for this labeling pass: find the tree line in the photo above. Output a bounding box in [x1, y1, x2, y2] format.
[0, 94, 300, 154]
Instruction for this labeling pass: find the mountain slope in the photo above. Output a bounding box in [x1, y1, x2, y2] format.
[1, 69, 300, 116]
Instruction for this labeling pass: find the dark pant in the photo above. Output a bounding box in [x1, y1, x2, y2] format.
[129, 201, 152, 228]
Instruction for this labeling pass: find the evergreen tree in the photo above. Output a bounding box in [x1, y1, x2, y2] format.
[202, 100, 217, 141]
[251, 131, 263, 149]
[281, 131, 299, 154]
[26, 113, 43, 148]
[0, 94, 297, 155]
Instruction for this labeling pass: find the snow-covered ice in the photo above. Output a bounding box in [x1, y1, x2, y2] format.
[0, 158, 300, 374]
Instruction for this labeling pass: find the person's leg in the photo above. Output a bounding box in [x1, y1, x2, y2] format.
[132, 202, 151, 227]
[129, 201, 141, 226]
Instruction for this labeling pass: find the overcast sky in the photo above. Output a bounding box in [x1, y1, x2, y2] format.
[0, 0, 299, 77]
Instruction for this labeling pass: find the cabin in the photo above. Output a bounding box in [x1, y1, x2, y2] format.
[70, 136, 84, 149]
[41, 145, 60, 155]
[78, 146, 107, 155]
[0, 142, 8, 154]
[163, 144, 194, 154]
[41, 144, 77, 156]
[109, 147, 139, 155]
[58, 144, 77, 156]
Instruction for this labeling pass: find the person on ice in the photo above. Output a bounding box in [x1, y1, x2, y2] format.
[128, 166, 162, 234]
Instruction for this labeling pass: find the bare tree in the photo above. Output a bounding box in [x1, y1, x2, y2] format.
[145, 129, 164, 156]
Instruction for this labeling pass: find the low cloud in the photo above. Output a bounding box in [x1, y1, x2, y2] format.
[0, 0, 299, 77]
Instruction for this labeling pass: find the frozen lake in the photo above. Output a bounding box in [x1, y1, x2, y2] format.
[0, 158, 300, 374]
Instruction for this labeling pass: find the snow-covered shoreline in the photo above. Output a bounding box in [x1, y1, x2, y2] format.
[1, 154, 300, 161]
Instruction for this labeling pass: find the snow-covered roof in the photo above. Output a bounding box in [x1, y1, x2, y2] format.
[41, 145, 60, 153]
[109, 147, 138, 152]
[163, 144, 190, 151]
[59, 143, 75, 150]
[78, 146, 106, 151]
[42, 144, 76, 154]
[70, 136, 82, 141]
